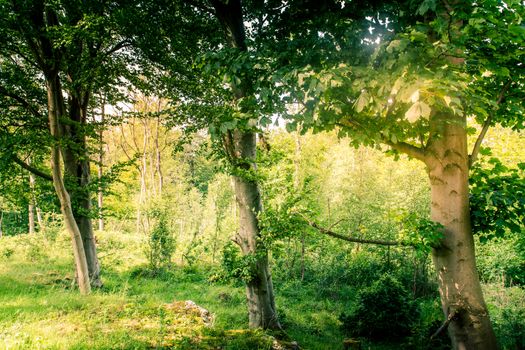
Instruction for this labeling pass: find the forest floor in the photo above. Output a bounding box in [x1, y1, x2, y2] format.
[0, 230, 523, 349]
[0, 230, 363, 350]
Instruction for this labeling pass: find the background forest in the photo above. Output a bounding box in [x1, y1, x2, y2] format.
[0, 0, 524, 349]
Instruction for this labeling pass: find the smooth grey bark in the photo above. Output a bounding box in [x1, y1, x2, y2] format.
[211, 0, 281, 330]
[230, 130, 280, 329]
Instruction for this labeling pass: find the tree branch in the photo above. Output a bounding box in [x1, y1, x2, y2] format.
[336, 119, 427, 163]
[298, 213, 411, 247]
[383, 139, 427, 163]
[469, 80, 512, 168]
[104, 39, 131, 56]
[12, 155, 53, 181]
[0, 85, 45, 120]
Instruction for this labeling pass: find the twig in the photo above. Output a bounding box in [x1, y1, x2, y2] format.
[469, 79, 512, 168]
[431, 310, 458, 340]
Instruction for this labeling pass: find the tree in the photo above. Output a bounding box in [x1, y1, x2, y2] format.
[130, 0, 412, 330]
[0, 0, 135, 291]
[285, 1, 524, 348]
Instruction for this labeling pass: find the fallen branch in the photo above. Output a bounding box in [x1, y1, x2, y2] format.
[297, 213, 411, 247]
[431, 310, 458, 340]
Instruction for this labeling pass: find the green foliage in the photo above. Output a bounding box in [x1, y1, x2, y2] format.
[485, 284, 525, 350]
[213, 242, 258, 284]
[397, 212, 444, 255]
[407, 298, 451, 350]
[340, 274, 418, 341]
[477, 235, 525, 286]
[145, 214, 176, 272]
[470, 158, 525, 240]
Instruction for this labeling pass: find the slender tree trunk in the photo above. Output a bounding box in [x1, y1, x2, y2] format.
[426, 113, 497, 349]
[28, 203, 35, 234]
[98, 100, 105, 231]
[46, 76, 91, 295]
[36, 207, 43, 229]
[28, 196, 35, 236]
[0, 212, 3, 238]
[28, 163, 36, 234]
[136, 122, 149, 233]
[155, 117, 163, 195]
[231, 130, 281, 330]
[211, 0, 281, 330]
[294, 126, 306, 281]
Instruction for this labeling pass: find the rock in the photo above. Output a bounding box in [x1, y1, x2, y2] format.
[184, 300, 214, 327]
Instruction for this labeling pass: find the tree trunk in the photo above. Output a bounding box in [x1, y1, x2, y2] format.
[426, 113, 497, 349]
[29, 164, 36, 234]
[36, 207, 43, 229]
[294, 126, 306, 281]
[155, 117, 163, 195]
[63, 96, 101, 288]
[28, 205, 35, 234]
[210, 0, 281, 330]
[98, 101, 105, 231]
[46, 76, 91, 295]
[231, 130, 281, 330]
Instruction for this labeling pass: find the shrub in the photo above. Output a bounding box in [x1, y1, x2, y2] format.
[485, 284, 525, 349]
[407, 298, 451, 349]
[145, 215, 176, 271]
[477, 235, 525, 286]
[340, 274, 417, 341]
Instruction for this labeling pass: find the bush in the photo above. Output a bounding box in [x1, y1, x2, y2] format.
[477, 235, 525, 286]
[340, 274, 417, 341]
[485, 284, 525, 349]
[145, 215, 176, 271]
[407, 298, 451, 349]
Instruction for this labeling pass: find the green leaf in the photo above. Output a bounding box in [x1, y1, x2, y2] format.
[355, 90, 369, 113]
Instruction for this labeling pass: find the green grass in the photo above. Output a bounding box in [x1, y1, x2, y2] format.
[0, 231, 358, 350]
[2, 231, 523, 349]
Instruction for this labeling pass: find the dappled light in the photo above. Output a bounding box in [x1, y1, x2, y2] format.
[0, 0, 524, 349]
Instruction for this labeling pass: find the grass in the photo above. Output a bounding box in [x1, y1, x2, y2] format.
[3, 231, 522, 349]
[0, 231, 356, 350]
